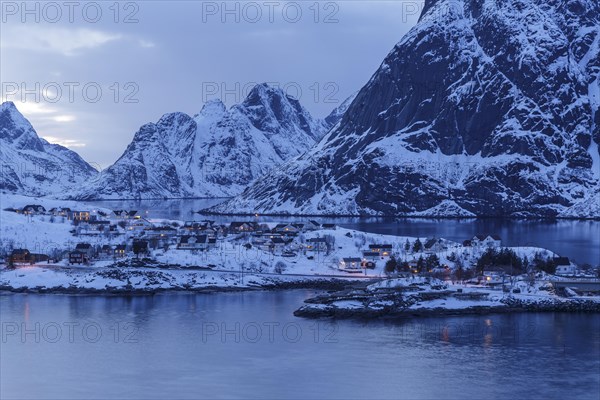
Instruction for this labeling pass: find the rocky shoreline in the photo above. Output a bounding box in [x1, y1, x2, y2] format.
[293, 286, 600, 319]
[0, 277, 356, 296]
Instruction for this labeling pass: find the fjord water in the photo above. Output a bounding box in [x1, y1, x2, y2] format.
[1, 291, 599, 399]
[90, 199, 600, 266]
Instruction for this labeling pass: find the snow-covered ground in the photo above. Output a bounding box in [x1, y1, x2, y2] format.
[294, 277, 600, 319]
[0, 194, 114, 252]
[0, 193, 595, 300]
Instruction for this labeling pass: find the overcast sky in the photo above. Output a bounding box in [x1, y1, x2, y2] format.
[1, 1, 424, 168]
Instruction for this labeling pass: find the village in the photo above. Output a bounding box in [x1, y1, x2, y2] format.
[2, 202, 595, 289]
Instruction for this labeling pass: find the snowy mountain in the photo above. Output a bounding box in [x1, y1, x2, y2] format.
[209, 0, 600, 218]
[0, 101, 98, 197]
[75, 84, 331, 199]
[324, 92, 358, 129]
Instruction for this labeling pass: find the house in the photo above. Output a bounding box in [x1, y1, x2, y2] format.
[86, 220, 110, 232]
[480, 265, 507, 285]
[114, 245, 127, 258]
[424, 238, 445, 253]
[101, 245, 113, 257]
[554, 257, 577, 276]
[306, 220, 321, 230]
[72, 211, 91, 222]
[362, 251, 381, 261]
[145, 226, 178, 238]
[369, 244, 393, 257]
[273, 223, 299, 234]
[268, 237, 292, 253]
[182, 221, 205, 232]
[338, 257, 363, 272]
[177, 235, 209, 250]
[472, 235, 502, 249]
[229, 222, 259, 233]
[112, 210, 126, 219]
[127, 217, 153, 231]
[9, 249, 31, 264]
[69, 250, 87, 265]
[75, 243, 94, 259]
[128, 210, 140, 219]
[22, 204, 46, 215]
[49, 207, 71, 217]
[555, 264, 577, 276]
[29, 253, 50, 263]
[112, 210, 138, 219]
[306, 237, 327, 252]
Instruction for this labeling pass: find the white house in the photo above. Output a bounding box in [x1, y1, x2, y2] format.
[368, 244, 393, 257]
[338, 257, 363, 272]
[127, 217, 154, 232]
[472, 235, 502, 249]
[177, 235, 209, 250]
[554, 257, 577, 276]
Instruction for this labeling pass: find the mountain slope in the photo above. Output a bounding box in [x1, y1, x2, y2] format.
[0, 102, 98, 197]
[324, 92, 358, 130]
[209, 0, 600, 218]
[75, 84, 331, 199]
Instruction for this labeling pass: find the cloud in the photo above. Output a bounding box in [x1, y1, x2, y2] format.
[1, 26, 123, 56]
[42, 136, 87, 148]
[138, 39, 156, 48]
[1, 100, 57, 115]
[52, 115, 76, 123]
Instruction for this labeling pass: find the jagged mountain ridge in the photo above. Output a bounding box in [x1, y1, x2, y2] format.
[75, 84, 335, 199]
[209, 0, 600, 218]
[0, 102, 98, 197]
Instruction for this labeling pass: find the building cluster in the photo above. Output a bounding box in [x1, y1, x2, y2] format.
[3, 206, 583, 278]
[5, 205, 338, 266]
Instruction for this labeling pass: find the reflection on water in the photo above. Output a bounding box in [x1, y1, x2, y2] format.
[89, 199, 600, 265]
[1, 291, 599, 400]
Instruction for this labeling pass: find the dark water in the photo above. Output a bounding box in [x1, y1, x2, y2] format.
[90, 199, 600, 266]
[1, 291, 599, 399]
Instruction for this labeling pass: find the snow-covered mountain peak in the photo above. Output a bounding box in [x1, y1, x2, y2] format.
[208, 0, 600, 218]
[74, 83, 334, 200]
[236, 82, 328, 142]
[0, 101, 42, 150]
[0, 102, 98, 196]
[197, 99, 227, 118]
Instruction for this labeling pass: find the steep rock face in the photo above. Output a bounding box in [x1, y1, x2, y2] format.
[75, 84, 331, 199]
[209, 0, 600, 217]
[324, 92, 359, 129]
[0, 102, 98, 197]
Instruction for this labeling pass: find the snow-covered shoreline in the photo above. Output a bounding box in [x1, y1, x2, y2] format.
[294, 278, 600, 319]
[2, 193, 599, 317]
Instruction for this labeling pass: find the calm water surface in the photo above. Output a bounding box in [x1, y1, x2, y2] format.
[1, 290, 599, 399]
[90, 199, 600, 265]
